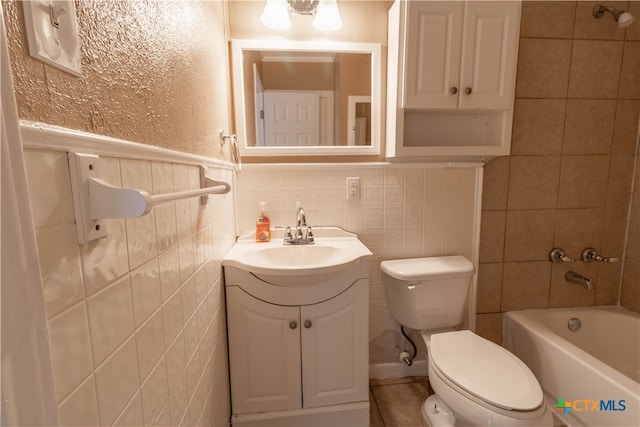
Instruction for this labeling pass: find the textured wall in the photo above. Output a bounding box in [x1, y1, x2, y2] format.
[2, 0, 231, 159]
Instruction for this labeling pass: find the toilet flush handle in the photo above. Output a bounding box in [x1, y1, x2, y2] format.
[406, 282, 421, 290]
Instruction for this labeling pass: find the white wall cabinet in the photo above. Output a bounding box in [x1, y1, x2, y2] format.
[387, 0, 521, 159]
[224, 265, 370, 426]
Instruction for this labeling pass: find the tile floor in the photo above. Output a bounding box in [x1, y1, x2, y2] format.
[369, 377, 433, 427]
[369, 376, 565, 427]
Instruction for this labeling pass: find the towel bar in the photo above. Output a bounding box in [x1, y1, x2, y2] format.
[68, 152, 231, 244]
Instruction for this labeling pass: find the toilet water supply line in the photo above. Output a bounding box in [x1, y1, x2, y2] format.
[399, 325, 417, 366]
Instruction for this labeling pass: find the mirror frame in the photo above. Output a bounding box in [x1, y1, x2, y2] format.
[231, 39, 382, 157]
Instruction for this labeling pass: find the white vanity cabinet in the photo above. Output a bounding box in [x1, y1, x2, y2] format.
[226, 287, 302, 413]
[387, 0, 521, 159]
[224, 266, 370, 426]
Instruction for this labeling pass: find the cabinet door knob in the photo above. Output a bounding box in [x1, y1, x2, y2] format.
[304, 320, 312, 328]
[450, 86, 458, 95]
[289, 321, 298, 330]
[465, 87, 472, 95]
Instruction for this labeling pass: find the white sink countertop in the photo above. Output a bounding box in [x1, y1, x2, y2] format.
[222, 226, 373, 277]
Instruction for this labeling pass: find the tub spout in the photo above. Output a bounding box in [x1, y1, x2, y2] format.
[565, 271, 593, 290]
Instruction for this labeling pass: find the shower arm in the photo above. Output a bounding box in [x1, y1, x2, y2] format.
[593, 5, 620, 20]
[593, 4, 626, 21]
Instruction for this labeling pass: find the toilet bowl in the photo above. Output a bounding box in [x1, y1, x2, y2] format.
[423, 330, 551, 426]
[381, 256, 552, 426]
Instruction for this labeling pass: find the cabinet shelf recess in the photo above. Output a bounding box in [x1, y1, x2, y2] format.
[403, 111, 505, 147]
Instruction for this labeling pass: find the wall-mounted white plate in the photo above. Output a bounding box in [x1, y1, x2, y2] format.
[22, 1, 81, 76]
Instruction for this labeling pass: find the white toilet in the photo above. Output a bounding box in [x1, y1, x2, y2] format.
[381, 256, 552, 427]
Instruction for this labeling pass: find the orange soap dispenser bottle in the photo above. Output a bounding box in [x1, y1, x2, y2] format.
[255, 202, 271, 242]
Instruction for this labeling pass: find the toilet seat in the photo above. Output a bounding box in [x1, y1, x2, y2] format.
[429, 330, 544, 412]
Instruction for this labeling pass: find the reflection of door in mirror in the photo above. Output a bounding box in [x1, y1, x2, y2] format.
[243, 50, 262, 147]
[243, 49, 370, 147]
[263, 92, 320, 146]
[347, 96, 371, 146]
[253, 64, 265, 146]
[336, 53, 371, 146]
[231, 40, 382, 156]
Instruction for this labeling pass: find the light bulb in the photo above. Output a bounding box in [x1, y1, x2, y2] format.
[260, 0, 291, 30]
[313, 0, 342, 32]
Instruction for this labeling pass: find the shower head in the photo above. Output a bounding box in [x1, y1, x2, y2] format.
[617, 11, 636, 28]
[592, 4, 636, 28]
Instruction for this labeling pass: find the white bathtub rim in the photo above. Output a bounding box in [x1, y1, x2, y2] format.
[504, 306, 639, 392]
[504, 305, 639, 427]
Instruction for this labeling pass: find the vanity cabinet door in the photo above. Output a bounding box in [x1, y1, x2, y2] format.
[301, 279, 369, 408]
[226, 287, 302, 414]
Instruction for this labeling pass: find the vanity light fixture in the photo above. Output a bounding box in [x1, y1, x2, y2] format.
[592, 4, 636, 28]
[260, 0, 343, 32]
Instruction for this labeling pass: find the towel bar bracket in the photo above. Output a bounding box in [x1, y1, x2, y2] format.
[68, 152, 108, 244]
[68, 152, 231, 245]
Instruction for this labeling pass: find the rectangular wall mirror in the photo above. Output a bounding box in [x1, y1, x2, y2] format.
[231, 39, 381, 157]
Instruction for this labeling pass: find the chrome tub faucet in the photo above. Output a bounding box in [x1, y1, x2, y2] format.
[565, 271, 593, 291]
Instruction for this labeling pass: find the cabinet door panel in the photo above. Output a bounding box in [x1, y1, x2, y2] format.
[227, 287, 301, 414]
[301, 280, 368, 408]
[459, 1, 520, 109]
[404, 1, 463, 109]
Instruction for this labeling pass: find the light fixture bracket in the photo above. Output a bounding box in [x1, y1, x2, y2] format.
[288, 0, 319, 16]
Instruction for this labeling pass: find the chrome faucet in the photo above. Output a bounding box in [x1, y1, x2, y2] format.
[283, 205, 314, 245]
[565, 271, 593, 291]
[295, 206, 306, 239]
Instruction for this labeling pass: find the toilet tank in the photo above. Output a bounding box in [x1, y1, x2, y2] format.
[380, 256, 475, 330]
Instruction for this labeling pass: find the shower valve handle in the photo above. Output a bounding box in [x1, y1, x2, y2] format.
[550, 248, 574, 263]
[581, 248, 619, 263]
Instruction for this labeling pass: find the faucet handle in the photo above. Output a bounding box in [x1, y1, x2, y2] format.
[306, 226, 314, 241]
[550, 248, 574, 263]
[582, 248, 619, 263]
[283, 226, 293, 243]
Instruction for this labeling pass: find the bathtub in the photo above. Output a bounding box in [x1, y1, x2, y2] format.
[503, 306, 640, 427]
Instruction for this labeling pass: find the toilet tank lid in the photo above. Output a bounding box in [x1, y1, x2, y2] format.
[380, 256, 474, 281]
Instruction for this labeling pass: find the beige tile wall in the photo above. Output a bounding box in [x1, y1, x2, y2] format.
[25, 149, 235, 426]
[621, 151, 640, 311]
[478, 1, 640, 342]
[235, 164, 482, 365]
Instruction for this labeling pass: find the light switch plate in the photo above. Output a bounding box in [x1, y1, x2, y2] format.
[22, 1, 82, 76]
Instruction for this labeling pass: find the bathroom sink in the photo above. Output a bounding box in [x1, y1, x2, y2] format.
[222, 226, 372, 279]
[248, 245, 345, 267]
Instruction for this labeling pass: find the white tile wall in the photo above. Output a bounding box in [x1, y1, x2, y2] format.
[25, 148, 234, 426]
[235, 163, 482, 365]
